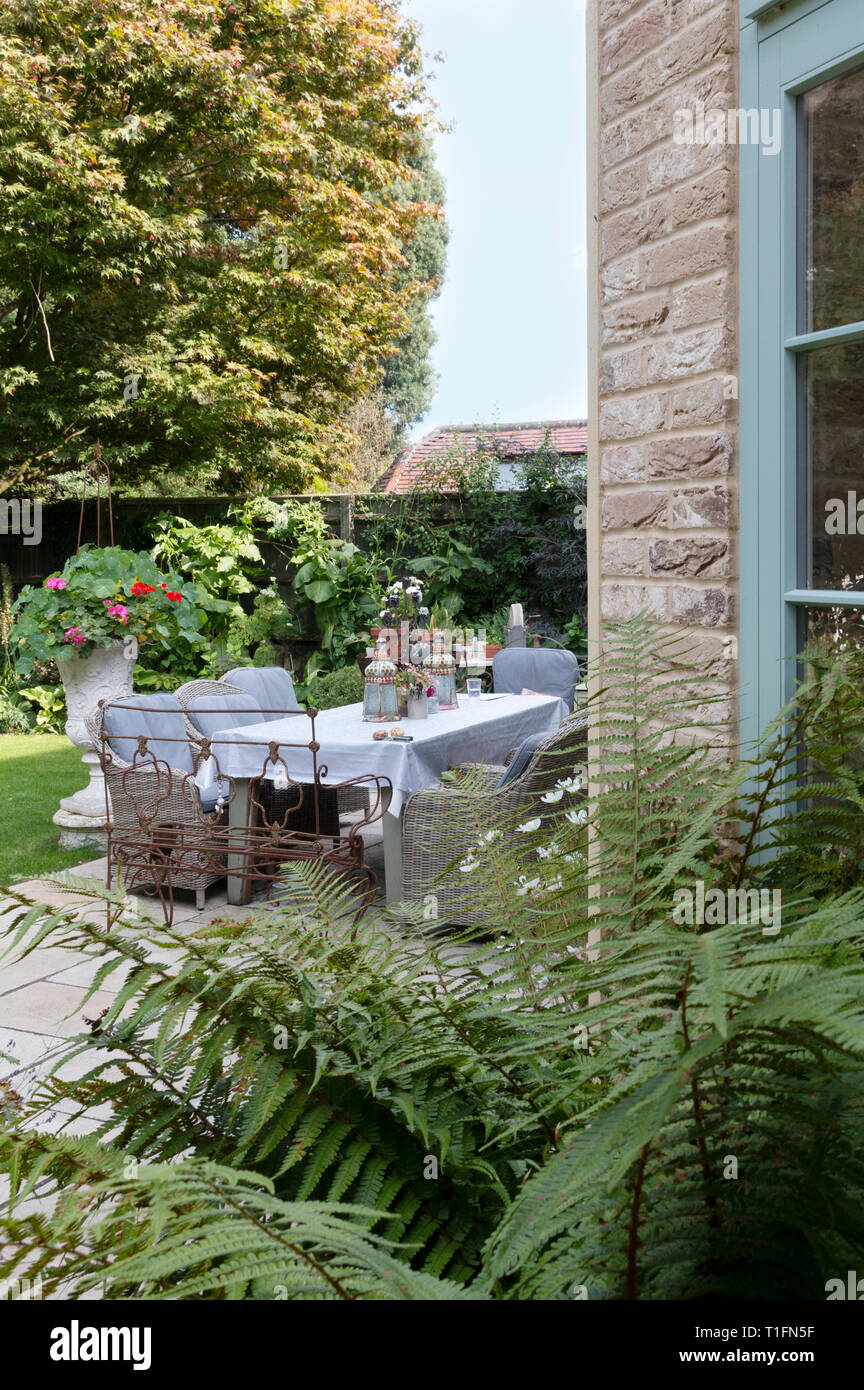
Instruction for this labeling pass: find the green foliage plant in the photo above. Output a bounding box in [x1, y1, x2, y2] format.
[150, 515, 265, 605]
[17, 683, 66, 734]
[266, 500, 379, 680]
[305, 665, 366, 710]
[358, 432, 587, 632]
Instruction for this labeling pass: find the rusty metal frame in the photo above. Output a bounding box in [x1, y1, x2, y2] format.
[95, 701, 390, 928]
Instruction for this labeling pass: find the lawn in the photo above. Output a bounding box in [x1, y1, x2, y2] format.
[0, 734, 104, 884]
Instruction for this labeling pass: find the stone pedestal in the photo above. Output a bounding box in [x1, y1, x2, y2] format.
[52, 639, 137, 843]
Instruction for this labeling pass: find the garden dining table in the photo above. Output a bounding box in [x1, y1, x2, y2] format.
[196, 692, 567, 906]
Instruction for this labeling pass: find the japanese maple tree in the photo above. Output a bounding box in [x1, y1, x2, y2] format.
[0, 0, 442, 495]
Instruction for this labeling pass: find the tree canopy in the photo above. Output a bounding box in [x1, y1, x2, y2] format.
[0, 0, 444, 497]
[382, 135, 448, 431]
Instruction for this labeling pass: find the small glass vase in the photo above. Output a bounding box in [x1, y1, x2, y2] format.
[406, 691, 428, 720]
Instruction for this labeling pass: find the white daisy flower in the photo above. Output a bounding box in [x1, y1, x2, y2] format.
[517, 817, 542, 833]
[541, 788, 564, 803]
[556, 775, 582, 793]
[565, 808, 589, 826]
[481, 828, 502, 843]
[515, 874, 542, 897]
[538, 842, 561, 859]
[459, 854, 480, 873]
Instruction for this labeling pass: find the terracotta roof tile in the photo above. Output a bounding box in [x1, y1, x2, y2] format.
[378, 420, 588, 493]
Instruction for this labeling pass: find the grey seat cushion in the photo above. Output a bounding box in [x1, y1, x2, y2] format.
[495, 731, 549, 789]
[103, 694, 194, 773]
[492, 648, 580, 711]
[223, 667, 300, 721]
[186, 692, 268, 798]
[186, 692, 265, 739]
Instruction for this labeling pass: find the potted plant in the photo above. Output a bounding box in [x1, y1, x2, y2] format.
[11, 546, 209, 838]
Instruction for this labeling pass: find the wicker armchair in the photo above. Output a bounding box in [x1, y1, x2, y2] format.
[176, 678, 243, 743]
[87, 695, 227, 915]
[401, 714, 588, 926]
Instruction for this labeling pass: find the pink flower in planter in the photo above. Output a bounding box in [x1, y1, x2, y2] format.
[45, 576, 66, 590]
[103, 601, 130, 623]
[63, 626, 85, 645]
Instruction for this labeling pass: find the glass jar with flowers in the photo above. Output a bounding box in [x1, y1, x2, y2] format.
[394, 665, 434, 720]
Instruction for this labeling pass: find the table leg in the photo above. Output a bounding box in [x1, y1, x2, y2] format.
[227, 778, 252, 906]
[383, 808, 404, 907]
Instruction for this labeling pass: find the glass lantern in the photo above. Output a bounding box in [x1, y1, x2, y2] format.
[424, 630, 458, 710]
[363, 637, 399, 722]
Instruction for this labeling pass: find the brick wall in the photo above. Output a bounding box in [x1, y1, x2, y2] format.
[594, 0, 739, 729]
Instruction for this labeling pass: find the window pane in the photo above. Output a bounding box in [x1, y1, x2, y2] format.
[805, 340, 864, 590]
[803, 65, 864, 333]
[801, 603, 864, 654]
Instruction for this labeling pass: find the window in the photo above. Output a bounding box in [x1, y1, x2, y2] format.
[739, 0, 864, 745]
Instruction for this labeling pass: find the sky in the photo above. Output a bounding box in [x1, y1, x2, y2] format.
[404, 0, 588, 439]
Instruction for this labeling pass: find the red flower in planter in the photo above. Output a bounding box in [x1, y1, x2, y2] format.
[130, 581, 156, 596]
[166, 591, 182, 603]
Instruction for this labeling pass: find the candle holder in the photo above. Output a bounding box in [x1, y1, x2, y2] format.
[362, 637, 399, 722]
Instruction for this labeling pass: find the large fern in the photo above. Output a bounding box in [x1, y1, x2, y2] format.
[3, 614, 864, 1300]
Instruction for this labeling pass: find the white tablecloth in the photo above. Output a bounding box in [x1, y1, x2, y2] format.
[196, 693, 567, 816]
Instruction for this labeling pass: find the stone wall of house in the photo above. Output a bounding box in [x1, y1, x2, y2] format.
[595, 0, 739, 731]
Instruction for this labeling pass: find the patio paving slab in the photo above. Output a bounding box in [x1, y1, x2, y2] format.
[0, 980, 119, 1038]
[0, 946, 94, 994]
[1, 1025, 66, 1077]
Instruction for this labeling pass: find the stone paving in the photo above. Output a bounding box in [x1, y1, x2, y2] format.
[0, 824, 387, 1143]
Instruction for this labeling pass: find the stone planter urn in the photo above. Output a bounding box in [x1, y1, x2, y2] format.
[53, 638, 138, 848]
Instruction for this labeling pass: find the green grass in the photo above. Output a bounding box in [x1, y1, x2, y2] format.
[0, 734, 104, 885]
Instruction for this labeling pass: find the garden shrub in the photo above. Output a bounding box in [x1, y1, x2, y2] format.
[0, 688, 31, 734]
[307, 665, 366, 710]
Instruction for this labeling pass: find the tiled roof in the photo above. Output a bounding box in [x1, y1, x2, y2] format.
[377, 420, 588, 493]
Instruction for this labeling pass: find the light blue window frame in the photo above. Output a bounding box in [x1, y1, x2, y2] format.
[739, 0, 864, 749]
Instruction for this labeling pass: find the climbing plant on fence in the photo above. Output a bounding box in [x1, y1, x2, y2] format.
[356, 438, 587, 634]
